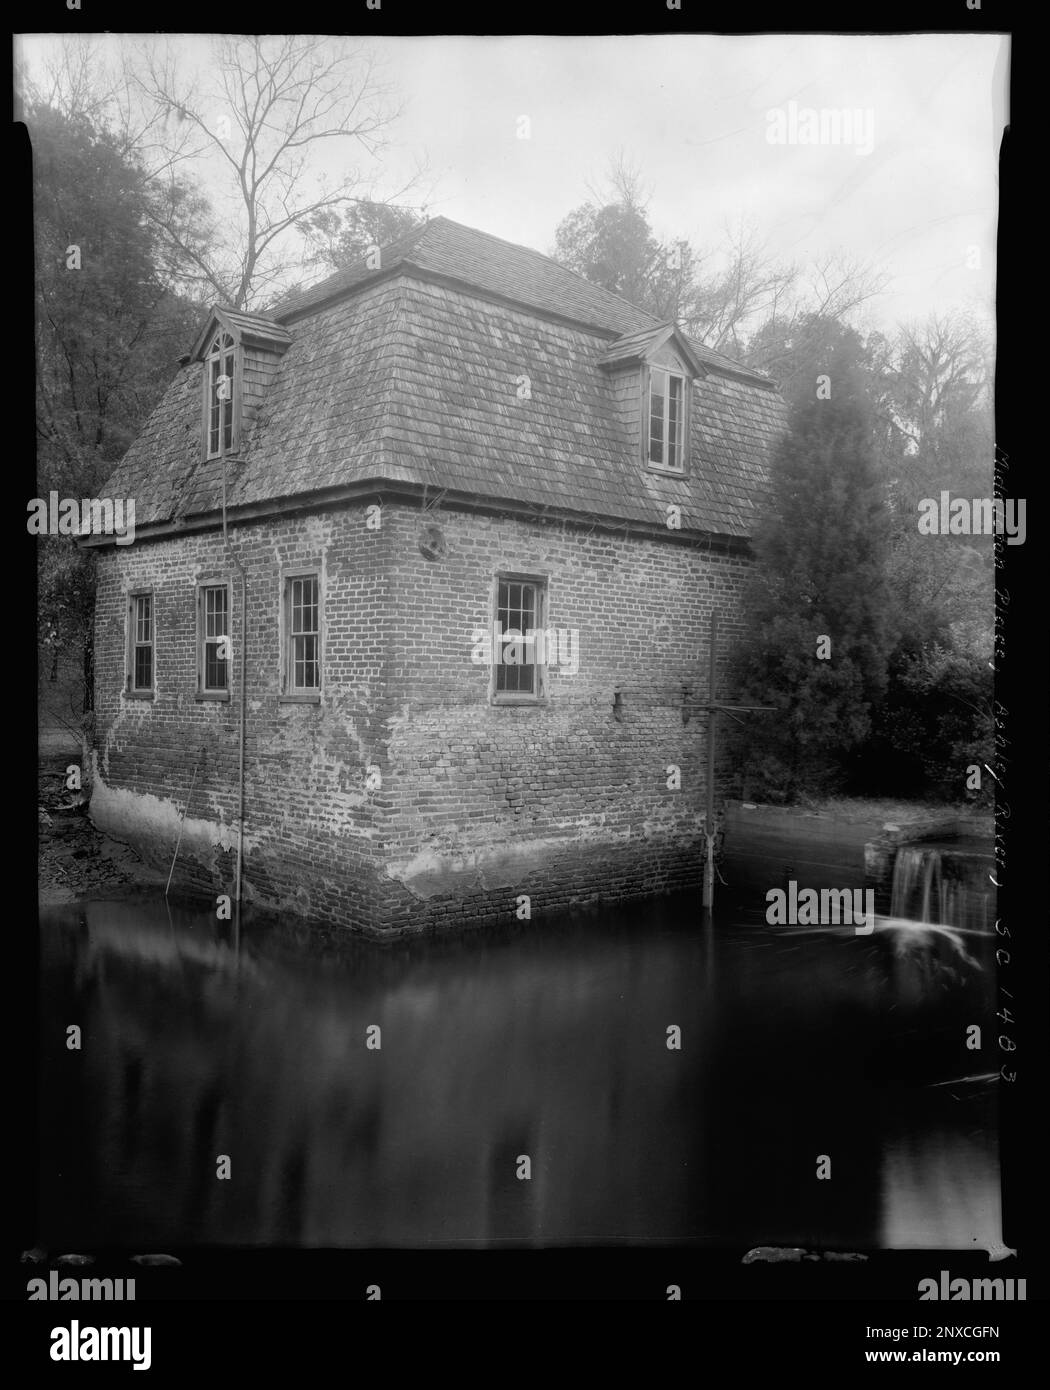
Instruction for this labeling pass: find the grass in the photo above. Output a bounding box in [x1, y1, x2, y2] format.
[793, 794, 990, 825]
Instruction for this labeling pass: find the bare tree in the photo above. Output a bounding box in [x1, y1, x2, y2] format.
[734, 239, 886, 377]
[17, 34, 117, 129]
[125, 35, 420, 310]
[683, 219, 800, 353]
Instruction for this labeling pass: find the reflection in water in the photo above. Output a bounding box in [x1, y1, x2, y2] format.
[39, 890, 999, 1250]
[881, 1116, 1002, 1252]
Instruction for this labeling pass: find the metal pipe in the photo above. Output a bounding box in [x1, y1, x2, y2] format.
[703, 612, 718, 911]
[165, 748, 204, 898]
[232, 551, 247, 903]
[218, 383, 247, 904]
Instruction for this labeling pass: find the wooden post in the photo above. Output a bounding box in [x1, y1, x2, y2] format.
[689, 616, 774, 922]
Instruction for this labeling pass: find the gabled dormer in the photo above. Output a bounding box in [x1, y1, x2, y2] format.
[599, 324, 706, 476]
[189, 307, 292, 460]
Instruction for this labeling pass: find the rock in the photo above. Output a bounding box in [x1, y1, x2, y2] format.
[130, 1253, 182, 1267]
[54, 1253, 95, 1267]
[20, 1247, 48, 1264]
[742, 1246, 808, 1264]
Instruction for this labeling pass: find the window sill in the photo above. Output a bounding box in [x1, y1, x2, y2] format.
[491, 694, 549, 707]
[125, 690, 155, 701]
[195, 691, 230, 702]
[279, 694, 321, 705]
[645, 461, 688, 478]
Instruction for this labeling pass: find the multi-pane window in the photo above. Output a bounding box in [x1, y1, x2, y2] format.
[206, 330, 236, 458]
[494, 577, 546, 700]
[648, 367, 686, 472]
[198, 585, 230, 694]
[285, 574, 321, 693]
[128, 593, 154, 692]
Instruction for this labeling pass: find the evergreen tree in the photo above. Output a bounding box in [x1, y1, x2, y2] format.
[729, 322, 896, 799]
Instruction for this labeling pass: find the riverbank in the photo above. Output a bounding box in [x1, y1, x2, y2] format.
[38, 745, 166, 906]
[721, 796, 992, 900]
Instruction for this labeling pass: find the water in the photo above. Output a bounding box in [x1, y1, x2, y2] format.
[38, 887, 1000, 1251]
[890, 841, 995, 936]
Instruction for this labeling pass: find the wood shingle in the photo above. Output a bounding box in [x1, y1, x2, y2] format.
[99, 218, 786, 543]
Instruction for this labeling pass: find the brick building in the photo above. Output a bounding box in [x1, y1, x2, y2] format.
[87, 218, 786, 936]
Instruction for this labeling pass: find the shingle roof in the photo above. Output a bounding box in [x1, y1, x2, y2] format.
[597, 322, 708, 377]
[272, 216, 653, 334]
[216, 307, 292, 347]
[189, 306, 292, 360]
[101, 220, 786, 542]
[273, 218, 774, 387]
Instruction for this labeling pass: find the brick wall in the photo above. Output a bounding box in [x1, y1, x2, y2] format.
[92, 498, 752, 935]
[91, 501, 393, 928]
[376, 501, 750, 932]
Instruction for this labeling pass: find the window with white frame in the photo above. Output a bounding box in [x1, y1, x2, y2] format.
[493, 575, 547, 702]
[205, 329, 236, 458]
[128, 592, 154, 693]
[647, 367, 687, 472]
[197, 583, 230, 695]
[283, 573, 321, 694]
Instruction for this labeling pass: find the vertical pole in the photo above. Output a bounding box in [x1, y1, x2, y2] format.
[220, 391, 229, 547]
[703, 613, 718, 912]
[218, 372, 246, 904]
[234, 559, 246, 903]
[165, 750, 202, 898]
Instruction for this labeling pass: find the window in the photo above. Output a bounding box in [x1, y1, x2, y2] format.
[205, 330, 236, 458]
[283, 573, 321, 695]
[493, 576, 547, 703]
[647, 367, 686, 473]
[197, 584, 230, 696]
[128, 592, 154, 694]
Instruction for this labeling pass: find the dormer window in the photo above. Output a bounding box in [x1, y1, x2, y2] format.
[648, 367, 686, 473]
[598, 324, 701, 479]
[191, 307, 291, 463]
[205, 330, 237, 458]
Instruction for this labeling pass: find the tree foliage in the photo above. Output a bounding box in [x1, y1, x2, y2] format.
[300, 200, 426, 275]
[727, 322, 895, 799]
[857, 645, 994, 804]
[551, 159, 883, 358]
[31, 101, 201, 703]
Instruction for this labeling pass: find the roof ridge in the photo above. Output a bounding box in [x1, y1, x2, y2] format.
[271, 215, 432, 319]
[682, 330, 773, 384]
[267, 214, 770, 382]
[423, 221, 768, 382]
[426, 216, 664, 330]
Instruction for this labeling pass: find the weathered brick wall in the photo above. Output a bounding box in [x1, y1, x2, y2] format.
[92, 498, 752, 936]
[91, 502, 394, 928]
[375, 500, 751, 933]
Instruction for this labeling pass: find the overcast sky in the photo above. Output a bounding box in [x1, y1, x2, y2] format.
[19, 31, 1008, 337]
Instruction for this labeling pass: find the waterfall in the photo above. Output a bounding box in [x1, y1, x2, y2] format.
[889, 844, 994, 934]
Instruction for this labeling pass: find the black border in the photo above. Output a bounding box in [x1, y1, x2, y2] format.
[9, 3, 1042, 1362]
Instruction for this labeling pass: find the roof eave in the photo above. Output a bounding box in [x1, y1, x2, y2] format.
[78, 478, 754, 553]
